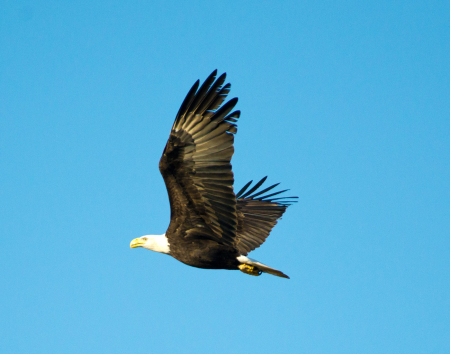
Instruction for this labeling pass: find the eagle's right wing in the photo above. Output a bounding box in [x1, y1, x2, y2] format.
[235, 177, 297, 255]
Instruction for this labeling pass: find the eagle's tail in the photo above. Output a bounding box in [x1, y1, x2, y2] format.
[237, 255, 290, 279]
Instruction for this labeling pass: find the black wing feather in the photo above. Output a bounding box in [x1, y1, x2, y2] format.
[235, 180, 253, 199]
[240, 176, 268, 199]
[159, 71, 239, 247]
[235, 178, 296, 255]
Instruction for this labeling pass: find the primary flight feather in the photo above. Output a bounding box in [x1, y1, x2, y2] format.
[130, 70, 296, 278]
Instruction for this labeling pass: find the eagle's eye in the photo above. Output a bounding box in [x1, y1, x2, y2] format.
[142, 237, 148, 241]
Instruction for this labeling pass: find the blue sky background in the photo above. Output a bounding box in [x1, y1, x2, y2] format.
[1, 1, 449, 353]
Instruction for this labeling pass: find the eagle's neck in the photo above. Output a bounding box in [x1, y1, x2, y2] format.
[143, 234, 170, 254]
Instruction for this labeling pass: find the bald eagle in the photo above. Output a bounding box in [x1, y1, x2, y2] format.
[130, 70, 296, 278]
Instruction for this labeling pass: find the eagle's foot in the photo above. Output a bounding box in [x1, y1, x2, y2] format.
[238, 264, 262, 276]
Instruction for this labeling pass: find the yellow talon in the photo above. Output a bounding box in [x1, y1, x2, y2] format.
[238, 264, 262, 276]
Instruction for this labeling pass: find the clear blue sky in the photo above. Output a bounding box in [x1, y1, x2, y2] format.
[1, 1, 449, 353]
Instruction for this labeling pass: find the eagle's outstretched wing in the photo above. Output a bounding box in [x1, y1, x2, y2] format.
[159, 70, 240, 246]
[235, 177, 297, 255]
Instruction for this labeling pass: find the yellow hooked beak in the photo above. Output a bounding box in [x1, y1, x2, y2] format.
[130, 238, 145, 249]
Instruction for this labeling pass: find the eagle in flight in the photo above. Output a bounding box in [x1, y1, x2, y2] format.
[130, 70, 296, 278]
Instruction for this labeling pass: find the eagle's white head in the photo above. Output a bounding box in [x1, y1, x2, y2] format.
[130, 234, 170, 254]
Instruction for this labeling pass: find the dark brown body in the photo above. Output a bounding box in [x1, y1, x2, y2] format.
[169, 237, 240, 270]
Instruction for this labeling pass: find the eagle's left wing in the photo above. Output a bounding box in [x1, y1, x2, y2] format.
[159, 70, 240, 246]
